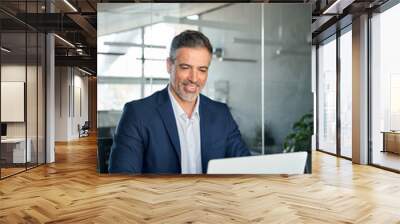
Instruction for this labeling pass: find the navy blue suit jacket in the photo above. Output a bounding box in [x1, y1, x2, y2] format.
[108, 87, 250, 174]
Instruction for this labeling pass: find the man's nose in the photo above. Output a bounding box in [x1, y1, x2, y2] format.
[188, 69, 198, 83]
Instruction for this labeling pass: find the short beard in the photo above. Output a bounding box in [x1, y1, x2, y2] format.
[177, 90, 198, 102]
[173, 81, 200, 103]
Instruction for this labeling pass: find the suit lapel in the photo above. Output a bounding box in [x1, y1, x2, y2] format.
[156, 87, 181, 163]
[199, 95, 210, 173]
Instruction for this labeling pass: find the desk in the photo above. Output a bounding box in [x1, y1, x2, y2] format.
[1, 138, 31, 163]
[382, 131, 400, 154]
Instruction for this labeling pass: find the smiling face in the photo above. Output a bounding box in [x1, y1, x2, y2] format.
[167, 47, 212, 103]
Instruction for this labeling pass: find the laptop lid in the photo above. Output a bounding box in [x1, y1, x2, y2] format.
[207, 151, 308, 174]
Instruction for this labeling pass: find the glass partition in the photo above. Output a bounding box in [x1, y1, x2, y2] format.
[37, 31, 46, 165]
[1, 30, 28, 177]
[317, 36, 337, 155]
[0, 1, 46, 179]
[200, 3, 262, 155]
[339, 28, 352, 159]
[27, 31, 38, 169]
[263, 4, 312, 172]
[371, 3, 400, 171]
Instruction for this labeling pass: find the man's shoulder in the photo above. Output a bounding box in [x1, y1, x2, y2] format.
[200, 94, 229, 112]
[124, 89, 162, 112]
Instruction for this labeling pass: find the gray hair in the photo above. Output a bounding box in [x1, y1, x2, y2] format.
[169, 30, 213, 60]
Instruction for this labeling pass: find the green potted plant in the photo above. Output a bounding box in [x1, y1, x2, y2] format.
[283, 113, 313, 173]
[283, 113, 313, 153]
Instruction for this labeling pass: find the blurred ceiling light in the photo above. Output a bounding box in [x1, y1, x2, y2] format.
[1, 47, 11, 53]
[322, 0, 354, 15]
[78, 67, 92, 76]
[186, 15, 199, 20]
[323, 0, 341, 14]
[63, 0, 78, 12]
[54, 34, 75, 48]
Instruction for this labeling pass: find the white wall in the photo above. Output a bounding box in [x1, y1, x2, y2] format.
[55, 67, 89, 141]
[55, 66, 68, 141]
[72, 73, 89, 138]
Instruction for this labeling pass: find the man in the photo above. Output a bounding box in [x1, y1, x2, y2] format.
[108, 30, 250, 174]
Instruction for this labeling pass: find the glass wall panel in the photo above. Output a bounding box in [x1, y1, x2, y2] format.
[27, 31, 38, 169]
[97, 8, 148, 148]
[27, 0, 39, 169]
[263, 4, 312, 172]
[0, 1, 46, 178]
[1, 30, 28, 177]
[371, 3, 400, 171]
[200, 3, 263, 155]
[318, 36, 337, 154]
[339, 29, 352, 158]
[38, 32, 46, 165]
[97, 83, 142, 112]
[144, 60, 169, 79]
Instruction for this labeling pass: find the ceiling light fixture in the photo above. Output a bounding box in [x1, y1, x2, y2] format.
[1, 47, 11, 53]
[322, 0, 354, 15]
[54, 34, 75, 48]
[63, 0, 78, 12]
[186, 14, 199, 20]
[323, 0, 341, 14]
[78, 67, 92, 76]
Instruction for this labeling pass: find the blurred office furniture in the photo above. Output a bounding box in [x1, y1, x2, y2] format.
[79, 121, 90, 138]
[1, 123, 7, 139]
[1, 138, 32, 166]
[97, 127, 115, 173]
[382, 131, 400, 154]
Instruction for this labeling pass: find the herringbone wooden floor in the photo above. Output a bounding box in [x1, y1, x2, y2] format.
[1, 134, 400, 223]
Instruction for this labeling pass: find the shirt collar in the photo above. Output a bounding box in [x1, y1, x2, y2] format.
[168, 84, 200, 119]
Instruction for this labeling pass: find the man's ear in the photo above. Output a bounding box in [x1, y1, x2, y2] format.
[166, 57, 173, 74]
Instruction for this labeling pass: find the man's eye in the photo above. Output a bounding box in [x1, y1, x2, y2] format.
[199, 68, 207, 73]
[180, 65, 189, 69]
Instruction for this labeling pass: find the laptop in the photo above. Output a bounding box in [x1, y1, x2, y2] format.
[207, 151, 308, 174]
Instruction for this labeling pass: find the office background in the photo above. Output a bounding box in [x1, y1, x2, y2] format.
[1, 1, 400, 222]
[96, 3, 313, 173]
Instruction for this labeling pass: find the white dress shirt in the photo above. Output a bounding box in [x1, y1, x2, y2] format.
[168, 86, 202, 174]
